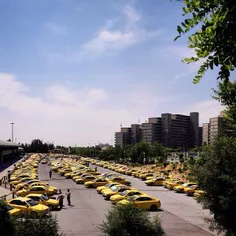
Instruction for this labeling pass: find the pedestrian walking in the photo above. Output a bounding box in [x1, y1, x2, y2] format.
[94, 166, 98, 172]
[49, 169, 52, 178]
[65, 189, 71, 206]
[57, 189, 64, 209]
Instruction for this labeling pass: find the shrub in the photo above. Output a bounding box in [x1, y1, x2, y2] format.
[178, 168, 183, 173]
[0, 200, 15, 236]
[11, 213, 64, 236]
[99, 204, 165, 236]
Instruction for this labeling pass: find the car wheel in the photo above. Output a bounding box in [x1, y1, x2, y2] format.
[31, 211, 38, 218]
[150, 204, 158, 211]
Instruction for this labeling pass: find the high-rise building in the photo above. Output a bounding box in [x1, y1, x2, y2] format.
[114, 112, 200, 149]
[131, 124, 142, 144]
[190, 112, 199, 147]
[202, 123, 210, 145]
[198, 127, 203, 146]
[115, 127, 132, 147]
[141, 117, 162, 144]
[209, 116, 225, 144]
[161, 112, 199, 149]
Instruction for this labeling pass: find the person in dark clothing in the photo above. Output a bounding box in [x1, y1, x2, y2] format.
[94, 166, 98, 172]
[49, 169, 52, 178]
[65, 189, 71, 206]
[57, 189, 64, 209]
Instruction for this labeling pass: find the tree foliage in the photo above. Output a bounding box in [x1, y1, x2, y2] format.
[191, 137, 236, 235]
[214, 81, 236, 136]
[99, 204, 165, 236]
[72, 142, 169, 164]
[175, 0, 236, 84]
[22, 139, 55, 153]
[12, 213, 64, 236]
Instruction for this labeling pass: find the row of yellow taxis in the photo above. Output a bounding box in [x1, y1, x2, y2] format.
[88, 159, 205, 198]
[5, 154, 59, 218]
[50, 157, 162, 211]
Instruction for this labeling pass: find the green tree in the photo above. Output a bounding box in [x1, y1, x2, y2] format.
[12, 213, 64, 236]
[191, 137, 236, 235]
[99, 204, 165, 236]
[0, 201, 15, 236]
[175, 0, 236, 84]
[214, 81, 236, 136]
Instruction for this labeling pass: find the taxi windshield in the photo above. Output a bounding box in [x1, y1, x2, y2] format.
[127, 196, 136, 201]
[110, 186, 118, 191]
[41, 195, 49, 201]
[26, 199, 38, 206]
[121, 190, 127, 196]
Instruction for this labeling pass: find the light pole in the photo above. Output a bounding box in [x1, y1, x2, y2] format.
[10, 123, 15, 143]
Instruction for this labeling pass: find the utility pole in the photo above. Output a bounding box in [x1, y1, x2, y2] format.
[10, 123, 15, 142]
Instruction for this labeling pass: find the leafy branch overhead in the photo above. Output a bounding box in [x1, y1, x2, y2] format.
[175, 0, 236, 84]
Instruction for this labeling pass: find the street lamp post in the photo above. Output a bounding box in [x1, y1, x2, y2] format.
[10, 123, 15, 143]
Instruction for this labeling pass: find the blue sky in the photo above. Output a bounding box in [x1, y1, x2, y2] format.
[0, 0, 223, 145]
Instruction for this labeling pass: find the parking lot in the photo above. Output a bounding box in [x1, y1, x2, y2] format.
[38, 162, 215, 236]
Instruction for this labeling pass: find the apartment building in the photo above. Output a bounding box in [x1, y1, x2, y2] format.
[161, 112, 199, 149]
[131, 124, 142, 144]
[209, 116, 225, 144]
[198, 127, 203, 146]
[115, 112, 200, 149]
[202, 123, 210, 145]
[141, 117, 162, 144]
[115, 127, 132, 147]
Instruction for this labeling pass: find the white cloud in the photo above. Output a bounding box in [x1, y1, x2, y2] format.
[0, 73, 136, 145]
[0, 73, 224, 146]
[180, 99, 224, 124]
[81, 5, 160, 55]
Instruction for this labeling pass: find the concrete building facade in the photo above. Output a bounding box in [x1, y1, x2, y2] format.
[115, 112, 200, 149]
[131, 124, 142, 144]
[209, 116, 225, 144]
[202, 123, 210, 145]
[115, 127, 132, 147]
[161, 113, 199, 150]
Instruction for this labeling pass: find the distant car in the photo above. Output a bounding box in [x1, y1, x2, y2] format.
[5, 204, 22, 217]
[7, 197, 49, 217]
[110, 190, 144, 204]
[41, 159, 47, 164]
[16, 186, 55, 197]
[26, 194, 59, 210]
[117, 195, 161, 211]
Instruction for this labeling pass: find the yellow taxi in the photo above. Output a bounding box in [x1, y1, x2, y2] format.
[75, 175, 97, 184]
[16, 186, 56, 197]
[110, 189, 143, 204]
[96, 182, 120, 194]
[26, 194, 59, 210]
[184, 185, 199, 196]
[140, 172, 154, 180]
[6, 204, 22, 217]
[167, 180, 185, 190]
[102, 185, 133, 200]
[84, 178, 109, 188]
[173, 182, 197, 193]
[7, 197, 49, 217]
[117, 194, 161, 211]
[28, 182, 57, 193]
[41, 159, 47, 164]
[105, 176, 131, 186]
[145, 177, 165, 186]
[194, 190, 205, 197]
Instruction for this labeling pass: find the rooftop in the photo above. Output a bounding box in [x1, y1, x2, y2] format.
[0, 140, 20, 148]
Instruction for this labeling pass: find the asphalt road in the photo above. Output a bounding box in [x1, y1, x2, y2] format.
[38, 163, 216, 236]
